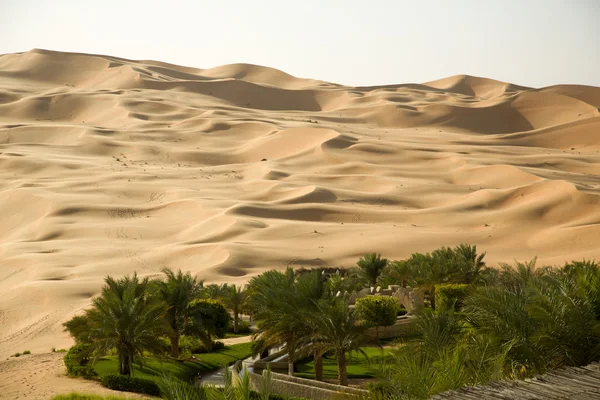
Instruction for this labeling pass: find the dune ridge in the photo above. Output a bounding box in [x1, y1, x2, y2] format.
[0, 49, 599, 357]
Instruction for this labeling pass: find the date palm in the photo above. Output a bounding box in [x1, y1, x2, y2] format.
[86, 274, 168, 375]
[246, 268, 305, 375]
[357, 253, 388, 287]
[221, 284, 246, 333]
[154, 268, 204, 358]
[306, 297, 367, 386]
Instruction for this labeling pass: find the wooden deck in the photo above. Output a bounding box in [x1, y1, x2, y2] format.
[433, 362, 600, 399]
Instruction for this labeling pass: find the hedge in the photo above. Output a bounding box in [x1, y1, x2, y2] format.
[64, 344, 96, 378]
[435, 284, 472, 312]
[99, 374, 161, 397]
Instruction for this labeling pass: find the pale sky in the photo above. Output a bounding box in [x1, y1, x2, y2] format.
[1, 0, 598, 87]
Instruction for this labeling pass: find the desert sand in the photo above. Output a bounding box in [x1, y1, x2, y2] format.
[1, 49, 600, 365]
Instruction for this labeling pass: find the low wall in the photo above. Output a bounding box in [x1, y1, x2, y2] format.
[248, 371, 367, 400]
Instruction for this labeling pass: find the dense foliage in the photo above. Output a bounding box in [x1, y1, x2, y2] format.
[63, 344, 96, 377]
[100, 374, 161, 396]
[371, 258, 600, 399]
[355, 295, 399, 338]
[435, 283, 471, 312]
[60, 243, 600, 398]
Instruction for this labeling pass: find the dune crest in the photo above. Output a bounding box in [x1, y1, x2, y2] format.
[1, 49, 600, 357]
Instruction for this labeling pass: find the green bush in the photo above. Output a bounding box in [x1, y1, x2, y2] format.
[13, 352, 21, 357]
[64, 344, 96, 377]
[99, 374, 160, 397]
[22, 350, 31, 355]
[435, 283, 472, 312]
[355, 295, 399, 337]
[398, 305, 407, 316]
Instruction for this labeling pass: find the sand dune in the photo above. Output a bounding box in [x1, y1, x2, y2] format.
[1, 48, 600, 360]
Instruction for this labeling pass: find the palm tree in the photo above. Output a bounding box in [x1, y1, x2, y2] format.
[380, 260, 414, 288]
[407, 252, 445, 310]
[154, 268, 204, 358]
[246, 268, 306, 375]
[306, 297, 367, 386]
[357, 253, 389, 287]
[295, 269, 331, 381]
[454, 244, 486, 284]
[221, 284, 246, 333]
[203, 283, 227, 301]
[85, 274, 168, 376]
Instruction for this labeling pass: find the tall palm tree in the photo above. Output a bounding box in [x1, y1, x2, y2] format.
[306, 297, 367, 386]
[86, 274, 168, 376]
[295, 269, 331, 381]
[357, 253, 389, 287]
[154, 268, 204, 358]
[221, 284, 246, 333]
[246, 268, 305, 375]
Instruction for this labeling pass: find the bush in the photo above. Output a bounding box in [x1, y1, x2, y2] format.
[435, 283, 472, 312]
[100, 374, 160, 397]
[22, 350, 31, 355]
[64, 344, 96, 377]
[13, 352, 20, 357]
[355, 295, 399, 337]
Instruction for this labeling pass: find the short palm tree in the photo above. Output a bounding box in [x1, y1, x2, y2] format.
[307, 297, 367, 386]
[86, 274, 168, 375]
[221, 284, 246, 333]
[357, 253, 388, 287]
[454, 244, 486, 283]
[154, 268, 204, 358]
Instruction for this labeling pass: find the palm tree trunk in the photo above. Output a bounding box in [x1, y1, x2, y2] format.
[123, 352, 131, 376]
[314, 349, 324, 381]
[337, 351, 348, 386]
[287, 346, 295, 376]
[119, 352, 124, 375]
[170, 332, 180, 358]
[234, 311, 239, 333]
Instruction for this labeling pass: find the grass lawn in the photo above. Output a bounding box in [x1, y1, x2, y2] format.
[294, 346, 393, 380]
[93, 342, 253, 383]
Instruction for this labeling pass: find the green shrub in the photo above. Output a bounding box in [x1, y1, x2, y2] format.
[64, 344, 96, 377]
[435, 283, 472, 312]
[355, 295, 399, 338]
[187, 299, 231, 350]
[13, 352, 20, 357]
[22, 350, 31, 355]
[100, 374, 160, 397]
